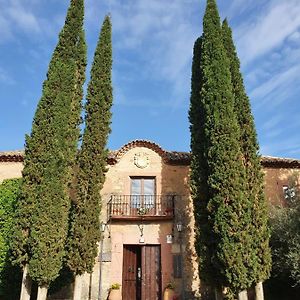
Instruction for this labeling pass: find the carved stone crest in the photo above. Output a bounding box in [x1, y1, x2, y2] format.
[134, 153, 149, 169]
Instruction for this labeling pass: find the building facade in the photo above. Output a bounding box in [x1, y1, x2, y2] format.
[1, 140, 300, 300]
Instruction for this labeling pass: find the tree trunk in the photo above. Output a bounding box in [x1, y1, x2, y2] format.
[20, 264, 32, 300]
[214, 287, 223, 300]
[255, 282, 264, 300]
[73, 274, 84, 300]
[238, 290, 248, 300]
[37, 285, 48, 300]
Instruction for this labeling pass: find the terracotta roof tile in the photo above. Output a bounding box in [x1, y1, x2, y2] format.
[260, 156, 300, 168]
[0, 150, 24, 162]
[1, 141, 300, 168]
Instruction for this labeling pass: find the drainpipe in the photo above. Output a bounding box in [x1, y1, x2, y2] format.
[98, 236, 104, 300]
[177, 220, 185, 300]
[179, 233, 186, 300]
[99, 219, 111, 300]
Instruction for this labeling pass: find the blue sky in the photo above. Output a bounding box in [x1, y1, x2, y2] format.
[1, 0, 300, 158]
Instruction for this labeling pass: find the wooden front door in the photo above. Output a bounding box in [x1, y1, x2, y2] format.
[122, 246, 142, 300]
[122, 245, 161, 300]
[142, 245, 162, 300]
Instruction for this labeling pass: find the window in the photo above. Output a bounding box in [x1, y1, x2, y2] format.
[283, 185, 296, 202]
[130, 177, 155, 209]
[173, 254, 182, 278]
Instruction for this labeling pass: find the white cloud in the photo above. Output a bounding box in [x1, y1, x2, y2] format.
[224, 0, 258, 19]
[288, 30, 300, 43]
[86, 0, 200, 108]
[250, 64, 300, 106]
[6, 1, 41, 33]
[0, 0, 66, 43]
[236, 0, 300, 64]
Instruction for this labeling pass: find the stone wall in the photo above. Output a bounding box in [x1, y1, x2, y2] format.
[1, 146, 300, 300]
[99, 146, 200, 299]
[263, 167, 300, 206]
[0, 161, 23, 182]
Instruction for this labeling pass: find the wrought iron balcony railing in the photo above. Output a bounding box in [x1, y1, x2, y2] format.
[107, 195, 176, 219]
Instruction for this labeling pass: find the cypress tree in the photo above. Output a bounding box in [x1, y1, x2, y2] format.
[66, 16, 113, 298]
[222, 20, 271, 297]
[189, 36, 213, 284]
[190, 0, 254, 297]
[11, 0, 86, 299]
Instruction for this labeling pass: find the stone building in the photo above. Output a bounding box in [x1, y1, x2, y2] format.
[1, 140, 299, 300]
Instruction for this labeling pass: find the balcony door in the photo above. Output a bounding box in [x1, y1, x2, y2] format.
[131, 177, 155, 214]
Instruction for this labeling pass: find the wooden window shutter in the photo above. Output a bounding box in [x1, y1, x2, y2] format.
[173, 254, 182, 278]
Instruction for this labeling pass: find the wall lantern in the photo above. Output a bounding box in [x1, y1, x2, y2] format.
[100, 222, 110, 237]
[166, 234, 173, 244]
[100, 222, 106, 233]
[176, 221, 183, 233]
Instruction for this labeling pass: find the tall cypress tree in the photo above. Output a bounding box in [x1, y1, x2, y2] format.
[189, 36, 213, 283]
[66, 15, 113, 296]
[11, 0, 86, 299]
[190, 0, 254, 297]
[222, 20, 271, 296]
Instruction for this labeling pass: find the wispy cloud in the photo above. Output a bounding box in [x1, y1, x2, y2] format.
[260, 136, 300, 158]
[86, 0, 200, 109]
[224, 0, 260, 19]
[6, 1, 41, 33]
[0, 15, 13, 42]
[236, 0, 300, 65]
[250, 64, 300, 106]
[262, 115, 284, 131]
[0, 67, 15, 85]
[0, 0, 66, 43]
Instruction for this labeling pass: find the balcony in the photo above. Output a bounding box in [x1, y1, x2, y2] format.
[107, 195, 176, 221]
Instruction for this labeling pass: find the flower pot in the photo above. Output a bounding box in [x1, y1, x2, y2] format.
[108, 289, 122, 300]
[163, 288, 175, 300]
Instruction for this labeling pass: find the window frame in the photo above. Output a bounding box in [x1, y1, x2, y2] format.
[130, 176, 156, 195]
[130, 177, 156, 210]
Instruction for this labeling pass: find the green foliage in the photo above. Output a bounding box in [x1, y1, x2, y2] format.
[189, 36, 213, 282]
[201, 1, 248, 291]
[0, 179, 20, 279]
[67, 16, 113, 275]
[189, 0, 269, 295]
[222, 19, 271, 284]
[10, 0, 86, 287]
[269, 174, 300, 286]
[111, 283, 121, 290]
[10, 160, 34, 268]
[0, 179, 22, 299]
[165, 282, 175, 290]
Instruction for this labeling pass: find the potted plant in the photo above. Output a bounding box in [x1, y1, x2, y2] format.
[163, 282, 175, 300]
[108, 283, 121, 300]
[138, 207, 149, 216]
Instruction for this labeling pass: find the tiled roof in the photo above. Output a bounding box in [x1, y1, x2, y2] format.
[0, 150, 24, 162]
[1, 141, 300, 168]
[260, 156, 300, 168]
